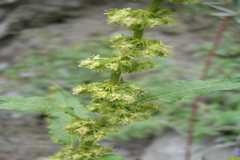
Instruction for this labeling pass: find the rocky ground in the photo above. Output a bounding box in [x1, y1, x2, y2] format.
[0, 1, 236, 160]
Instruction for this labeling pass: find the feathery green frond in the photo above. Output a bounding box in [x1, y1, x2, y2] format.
[0, 90, 87, 144]
[139, 77, 240, 103]
[0, 96, 49, 113]
[48, 112, 79, 144]
[0, 0, 211, 159]
[99, 155, 124, 160]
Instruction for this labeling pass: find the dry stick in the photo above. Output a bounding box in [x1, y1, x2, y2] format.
[184, 16, 230, 160]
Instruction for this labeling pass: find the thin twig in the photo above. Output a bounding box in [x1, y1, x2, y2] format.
[200, 17, 230, 80]
[216, 53, 240, 59]
[185, 15, 230, 160]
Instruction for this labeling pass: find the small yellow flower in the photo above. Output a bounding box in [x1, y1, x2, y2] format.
[77, 127, 89, 136]
[72, 86, 84, 95]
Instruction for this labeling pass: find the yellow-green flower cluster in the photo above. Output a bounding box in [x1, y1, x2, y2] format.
[49, 0, 196, 160]
[79, 55, 119, 72]
[106, 8, 173, 29]
[79, 55, 154, 73]
[73, 81, 143, 105]
[66, 119, 110, 143]
[50, 146, 111, 160]
[80, 31, 170, 74]
[111, 35, 169, 57]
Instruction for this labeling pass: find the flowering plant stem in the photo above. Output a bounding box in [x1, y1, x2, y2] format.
[50, 0, 195, 159]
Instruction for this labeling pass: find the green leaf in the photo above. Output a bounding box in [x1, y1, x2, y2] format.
[48, 112, 78, 144]
[0, 96, 49, 113]
[108, 117, 166, 141]
[138, 77, 240, 103]
[46, 90, 88, 144]
[99, 155, 124, 160]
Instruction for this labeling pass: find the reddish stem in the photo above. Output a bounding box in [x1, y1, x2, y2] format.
[185, 16, 230, 160]
[200, 17, 230, 80]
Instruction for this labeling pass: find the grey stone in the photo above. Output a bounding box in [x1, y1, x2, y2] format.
[202, 143, 238, 160]
[0, 9, 6, 20]
[0, 62, 9, 71]
[35, 0, 84, 8]
[0, 4, 72, 39]
[0, 0, 111, 39]
[0, 0, 20, 6]
[141, 132, 205, 160]
[141, 132, 240, 160]
[0, 138, 13, 152]
[36, 158, 49, 160]
[0, 21, 9, 38]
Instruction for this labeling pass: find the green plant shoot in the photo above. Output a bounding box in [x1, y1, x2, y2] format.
[50, 0, 195, 160]
[3, 1, 240, 160]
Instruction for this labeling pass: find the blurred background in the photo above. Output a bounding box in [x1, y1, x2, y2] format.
[0, 0, 239, 160]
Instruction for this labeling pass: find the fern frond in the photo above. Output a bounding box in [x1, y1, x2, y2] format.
[108, 117, 166, 141]
[48, 112, 79, 144]
[0, 96, 49, 113]
[138, 77, 240, 103]
[0, 89, 87, 144]
[99, 155, 124, 160]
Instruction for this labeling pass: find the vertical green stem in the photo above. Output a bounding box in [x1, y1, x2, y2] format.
[111, 0, 162, 84]
[111, 70, 122, 83]
[133, 28, 144, 39]
[150, 0, 162, 13]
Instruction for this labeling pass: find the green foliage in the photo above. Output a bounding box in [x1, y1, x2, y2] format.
[212, 1, 240, 21]
[0, 88, 87, 144]
[189, 0, 240, 24]
[106, 8, 173, 29]
[197, 33, 240, 79]
[189, 28, 240, 140]
[111, 77, 240, 141]
[99, 155, 124, 160]
[194, 104, 240, 138]
[59, 1, 192, 159]
[79, 35, 169, 74]
[111, 35, 169, 57]
[109, 116, 167, 140]
[1, 0, 240, 160]
[140, 76, 240, 103]
[1, 41, 111, 95]
[109, 31, 240, 142]
[51, 0, 238, 159]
